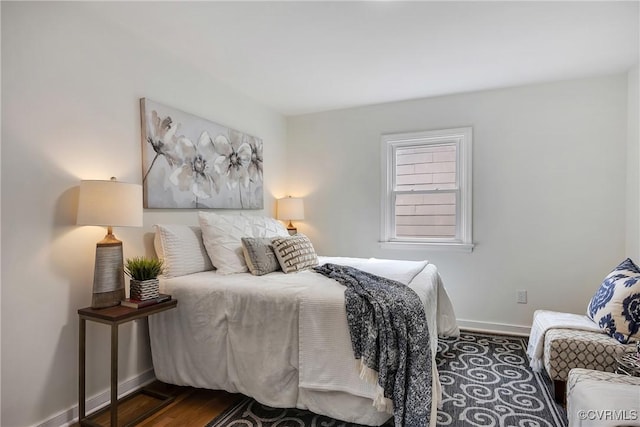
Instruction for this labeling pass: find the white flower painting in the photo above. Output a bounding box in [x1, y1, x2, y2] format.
[140, 98, 263, 209]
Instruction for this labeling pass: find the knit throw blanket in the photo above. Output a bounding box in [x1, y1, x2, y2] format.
[313, 263, 431, 427]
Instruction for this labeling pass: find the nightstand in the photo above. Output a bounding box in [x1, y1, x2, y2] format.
[78, 299, 178, 427]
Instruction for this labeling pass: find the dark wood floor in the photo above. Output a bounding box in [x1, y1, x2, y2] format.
[76, 381, 242, 427]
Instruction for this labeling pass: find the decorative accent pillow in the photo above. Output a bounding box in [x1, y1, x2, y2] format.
[587, 258, 640, 343]
[198, 212, 290, 275]
[271, 234, 319, 273]
[241, 237, 281, 276]
[153, 224, 213, 278]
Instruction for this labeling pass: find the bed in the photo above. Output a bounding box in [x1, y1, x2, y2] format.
[147, 216, 459, 426]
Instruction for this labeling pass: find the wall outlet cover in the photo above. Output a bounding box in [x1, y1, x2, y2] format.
[517, 290, 528, 304]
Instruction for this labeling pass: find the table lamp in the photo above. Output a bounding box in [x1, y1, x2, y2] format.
[277, 196, 304, 235]
[77, 177, 143, 308]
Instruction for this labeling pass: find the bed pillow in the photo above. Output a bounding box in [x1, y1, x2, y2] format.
[587, 258, 640, 343]
[241, 237, 281, 276]
[198, 212, 253, 275]
[251, 215, 290, 238]
[271, 234, 319, 273]
[197, 213, 288, 275]
[153, 224, 214, 278]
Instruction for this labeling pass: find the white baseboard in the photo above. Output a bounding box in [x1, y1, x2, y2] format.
[34, 369, 156, 427]
[457, 319, 531, 337]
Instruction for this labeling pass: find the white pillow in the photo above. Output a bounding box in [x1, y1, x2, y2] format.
[198, 212, 289, 275]
[153, 224, 214, 278]
[251, 215, 290, 238]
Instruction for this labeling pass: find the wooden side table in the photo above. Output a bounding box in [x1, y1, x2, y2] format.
[78, 299, 178, 427]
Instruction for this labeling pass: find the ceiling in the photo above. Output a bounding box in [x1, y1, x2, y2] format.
[87, 1, 638, 116]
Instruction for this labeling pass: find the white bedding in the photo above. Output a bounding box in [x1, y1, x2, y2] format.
[148, 256, 459, 426]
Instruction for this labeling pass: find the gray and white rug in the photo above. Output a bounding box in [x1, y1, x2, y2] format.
[207, 332, 567, 427]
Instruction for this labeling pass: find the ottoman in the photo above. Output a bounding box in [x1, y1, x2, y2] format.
[566, 368, 640, 426]
[543, 329, 634, 402]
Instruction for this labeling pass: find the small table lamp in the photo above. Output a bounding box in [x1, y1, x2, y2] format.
[77, 178, 143, 308]
[277, 196, 304, 235]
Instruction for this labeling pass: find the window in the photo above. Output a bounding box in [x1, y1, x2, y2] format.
[381, 127, 473, 251]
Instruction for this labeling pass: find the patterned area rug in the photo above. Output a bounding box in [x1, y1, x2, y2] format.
[206, 332, 567, 427]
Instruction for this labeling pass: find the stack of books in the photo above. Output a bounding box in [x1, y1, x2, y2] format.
[121, 293, 172, 309]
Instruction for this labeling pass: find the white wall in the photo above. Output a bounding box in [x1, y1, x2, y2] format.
[1, 2, 287, 426]
[287, 74, 629, 333]
[1, 2, 636, 425]
[0, 2, 4, 420]
[627, 65, 640, 260]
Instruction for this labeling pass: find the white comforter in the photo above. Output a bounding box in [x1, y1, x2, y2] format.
[148, 256, 459, 426]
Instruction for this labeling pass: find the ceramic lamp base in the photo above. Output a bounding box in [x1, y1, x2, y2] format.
[92, 289, 126, 309]
[91, 235, 125, 309]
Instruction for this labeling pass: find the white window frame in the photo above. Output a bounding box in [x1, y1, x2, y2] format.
[380, 127, 473, 252]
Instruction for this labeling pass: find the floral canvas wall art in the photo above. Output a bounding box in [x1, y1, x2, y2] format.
[140, 98, 263, 209]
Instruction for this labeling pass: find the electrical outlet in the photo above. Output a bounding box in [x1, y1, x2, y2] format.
[517, 290, 528, 304]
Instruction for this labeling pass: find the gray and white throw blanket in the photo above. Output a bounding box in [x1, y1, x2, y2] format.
[313, 263, 431, 427]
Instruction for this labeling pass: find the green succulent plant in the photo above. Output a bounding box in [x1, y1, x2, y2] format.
[124, 256, 164, 281]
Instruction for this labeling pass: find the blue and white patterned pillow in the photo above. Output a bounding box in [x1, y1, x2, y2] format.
[587, 258, 640, 343]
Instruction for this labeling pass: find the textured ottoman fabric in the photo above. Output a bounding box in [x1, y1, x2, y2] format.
[568, 367, 640, 390]
[567, 368, 640, 427]
[543, 329, 633, 381]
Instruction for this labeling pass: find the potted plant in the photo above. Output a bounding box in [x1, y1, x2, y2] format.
[124, 256, 164, 301]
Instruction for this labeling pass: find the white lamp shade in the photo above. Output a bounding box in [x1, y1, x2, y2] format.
[277, 197, 304, 221]
[77, 180, 143, 227]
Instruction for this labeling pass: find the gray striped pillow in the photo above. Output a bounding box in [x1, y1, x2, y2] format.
[271, 234, 318, 273]
[241, 237, 281, 276]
